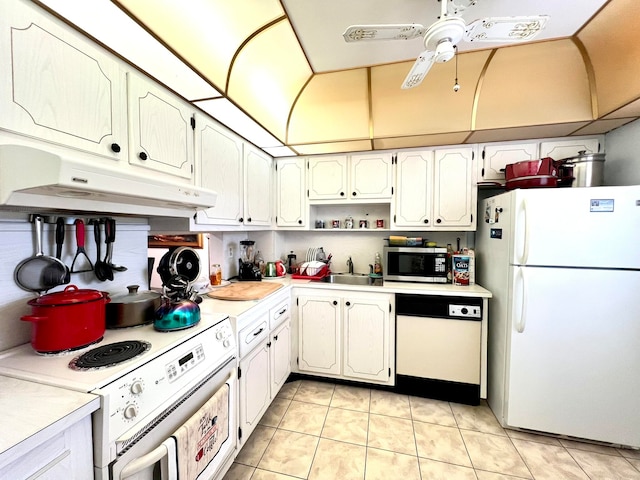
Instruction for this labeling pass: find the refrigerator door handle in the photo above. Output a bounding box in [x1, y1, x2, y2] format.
[514, 267, 527, 333]
[515, 199, 530, 265]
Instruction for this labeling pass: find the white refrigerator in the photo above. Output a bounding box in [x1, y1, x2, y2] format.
[477, 185, 640, 448]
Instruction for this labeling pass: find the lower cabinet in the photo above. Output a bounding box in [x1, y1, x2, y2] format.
[237, 292, 291, 444]
[297, 290, 394, 386]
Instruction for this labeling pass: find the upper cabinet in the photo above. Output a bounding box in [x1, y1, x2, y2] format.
[394, 147, 475, 230]
[0, 1, 127, 160]
[308, 153, 393, 202]
[127, 72, 195, 180]
[276, 157, 307, 228]
[195, 115, 244, 225]
[539, 137, 601, 159]
[478, 142, 538, 182]
[244, 146, 272, 226]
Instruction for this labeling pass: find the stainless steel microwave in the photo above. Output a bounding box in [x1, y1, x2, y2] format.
[383, 246, 449, 283]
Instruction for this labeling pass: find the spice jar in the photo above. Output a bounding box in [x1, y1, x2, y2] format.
[210, 264, 222, 286]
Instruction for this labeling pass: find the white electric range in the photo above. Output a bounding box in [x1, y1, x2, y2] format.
[0, 312, 238, 480]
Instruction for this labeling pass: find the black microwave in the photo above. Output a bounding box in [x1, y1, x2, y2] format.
[383, 246, 449, 283]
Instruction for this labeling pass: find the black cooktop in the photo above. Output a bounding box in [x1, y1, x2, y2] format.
[69, 340, 151, 371]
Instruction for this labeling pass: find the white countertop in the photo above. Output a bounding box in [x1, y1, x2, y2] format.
[0, 375, 99, 469]
[200, 276, 492, 321]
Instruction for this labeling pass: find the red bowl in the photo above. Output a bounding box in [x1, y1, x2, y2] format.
[506, 158, 557, 181]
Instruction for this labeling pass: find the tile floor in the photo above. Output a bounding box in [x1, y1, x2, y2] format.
[223, 379, 640, 480]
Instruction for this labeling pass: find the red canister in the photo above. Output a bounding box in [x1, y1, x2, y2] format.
[21, 285, 110, 353]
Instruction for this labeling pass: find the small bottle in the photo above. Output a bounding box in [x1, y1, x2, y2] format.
[210, 264, 222, 286]
[446, 244, 454, 282]
[374, 252, 383, 275]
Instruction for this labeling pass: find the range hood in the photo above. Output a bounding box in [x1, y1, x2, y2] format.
[0, 145, 217, 217]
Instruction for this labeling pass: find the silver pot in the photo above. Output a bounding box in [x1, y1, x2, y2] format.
[560, 150, 605, 187]
[106, 285, 162, 329]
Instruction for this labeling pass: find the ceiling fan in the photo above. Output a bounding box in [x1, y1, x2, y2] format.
[342, 0, 549, 89]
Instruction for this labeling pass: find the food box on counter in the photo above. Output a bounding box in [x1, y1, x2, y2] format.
[452, 250, 475, 286]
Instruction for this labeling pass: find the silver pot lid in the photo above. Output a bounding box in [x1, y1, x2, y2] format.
[561, 150, 606, 164]
[109, 285, 161, 305]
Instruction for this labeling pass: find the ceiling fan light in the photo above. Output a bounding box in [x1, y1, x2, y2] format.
[434, 39, 455, 63]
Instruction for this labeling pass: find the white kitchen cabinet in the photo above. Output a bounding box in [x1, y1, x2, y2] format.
[393, 147, 475, 230]
[237, 291, 291, 444]
[539, 137, 602, 160]
[349, 153, 394, 200]
[307, 155, 348, 200]
[0, 1, 127, 161]
[243, 145, 272, 226]
[297, 294, 341, 375]
[342, 294, 392, 383]
[0, 416, 93, 479]
[297, 290, 394, 385]
[308, 153, 393, 202]
[433, 147, 475, 229]
[276, 157, 307, 227]
[195, 116, 244, 225]
[270, 320, 292, 394]
[479, 142, 539, 182]
[127, 71, 195, 180]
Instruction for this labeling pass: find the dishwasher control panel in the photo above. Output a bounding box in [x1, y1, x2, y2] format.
[448, 304, 482, 319]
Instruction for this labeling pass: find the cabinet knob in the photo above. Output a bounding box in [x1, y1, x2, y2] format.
[345, 301, 351, 306]
[267, 341, 272, 348]
[333, 300, 338, 305]
[110, 143, 121, 153]
[423, 219, 429, 224]
[352, 192, 356, 197]
[238, 217, 243, 223]
[247, 217, 252, 223]
[436, 218, 442, 224]
[274, 335, 279, 341]
[298, 220, 302, 225]
[139, 152, 148, 160]
[340, 192, 345, 196]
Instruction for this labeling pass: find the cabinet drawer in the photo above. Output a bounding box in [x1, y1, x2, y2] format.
[238, 318, 269, 357]
[270, 299, 290, 330]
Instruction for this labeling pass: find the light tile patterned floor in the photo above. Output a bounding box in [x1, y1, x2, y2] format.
[224, 380, 640, 480]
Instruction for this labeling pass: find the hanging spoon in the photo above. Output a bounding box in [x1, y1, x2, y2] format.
[93, 220, 113, 281]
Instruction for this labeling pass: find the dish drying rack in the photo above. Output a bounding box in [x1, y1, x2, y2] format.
[292, 248, 332, 280]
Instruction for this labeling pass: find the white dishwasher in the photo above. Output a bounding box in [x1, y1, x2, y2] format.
[395, 294, 482, 405]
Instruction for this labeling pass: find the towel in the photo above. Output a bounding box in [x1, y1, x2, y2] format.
[172, 383, 230, 480]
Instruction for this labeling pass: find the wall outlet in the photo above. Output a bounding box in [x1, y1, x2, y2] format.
[228, 246, 234, 258]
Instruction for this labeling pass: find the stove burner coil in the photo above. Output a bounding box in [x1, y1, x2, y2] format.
[69, 340, 151, 371]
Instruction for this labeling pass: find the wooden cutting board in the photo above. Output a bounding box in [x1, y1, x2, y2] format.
[206, 281, 283, 301]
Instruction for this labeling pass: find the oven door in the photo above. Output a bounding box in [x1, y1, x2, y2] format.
[110, 356, 237, 480]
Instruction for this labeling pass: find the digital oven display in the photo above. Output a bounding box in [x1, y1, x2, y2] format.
[179, 352, 194, 367]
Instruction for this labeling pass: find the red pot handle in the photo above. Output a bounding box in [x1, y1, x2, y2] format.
[21, 315, 48, 322]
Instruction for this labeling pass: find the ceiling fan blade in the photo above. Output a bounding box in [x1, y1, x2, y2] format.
[401, 51, 436, 90]
[343, 24, 426, 43]
[464, 15, 550, 43]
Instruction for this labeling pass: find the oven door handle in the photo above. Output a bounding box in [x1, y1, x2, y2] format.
[119, 442, 169, 479]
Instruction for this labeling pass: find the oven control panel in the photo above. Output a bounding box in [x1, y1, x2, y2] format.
[166, 344, 205, 382]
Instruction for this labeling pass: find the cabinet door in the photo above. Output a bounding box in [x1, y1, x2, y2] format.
[349, 153, 393, 200]
[0, 1, 126, 160]
[480, 142, 538, 181]
[308, 156, 348, 200]
[433, 147, 474, 228]
[128, 72, 194, 179]
[539, 137, 601, 160]
[343, 295, 391, 383]
[393, 151, 434, 227]
[244, 146, 272, 226]
[298, 295, 341, 375]
[239, 342, 270, 443]
[270, 320, 291, 397]
[276, 157, 307, 227]
[195, 117, 244, 225]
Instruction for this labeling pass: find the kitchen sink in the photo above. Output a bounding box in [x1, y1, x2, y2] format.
[321, 273, 380, 286]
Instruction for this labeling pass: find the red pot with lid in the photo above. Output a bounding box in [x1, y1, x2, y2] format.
[21, 285, 110, 353]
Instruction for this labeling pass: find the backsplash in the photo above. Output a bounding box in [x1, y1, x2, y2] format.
[0, 213, 149, 352]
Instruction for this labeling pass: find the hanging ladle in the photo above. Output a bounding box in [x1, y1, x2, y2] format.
[93, 220, 113, 281]
[104, 218, 127, 272]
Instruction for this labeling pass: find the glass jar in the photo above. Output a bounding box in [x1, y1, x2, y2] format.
[344, 215, 354, 229]
[210, 264, 222, 286]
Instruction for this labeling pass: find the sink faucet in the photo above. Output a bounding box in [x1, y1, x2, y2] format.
[347, 256, 354, 274]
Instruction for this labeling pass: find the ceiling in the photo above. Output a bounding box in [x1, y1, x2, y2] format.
[38, 0, 640, 157]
